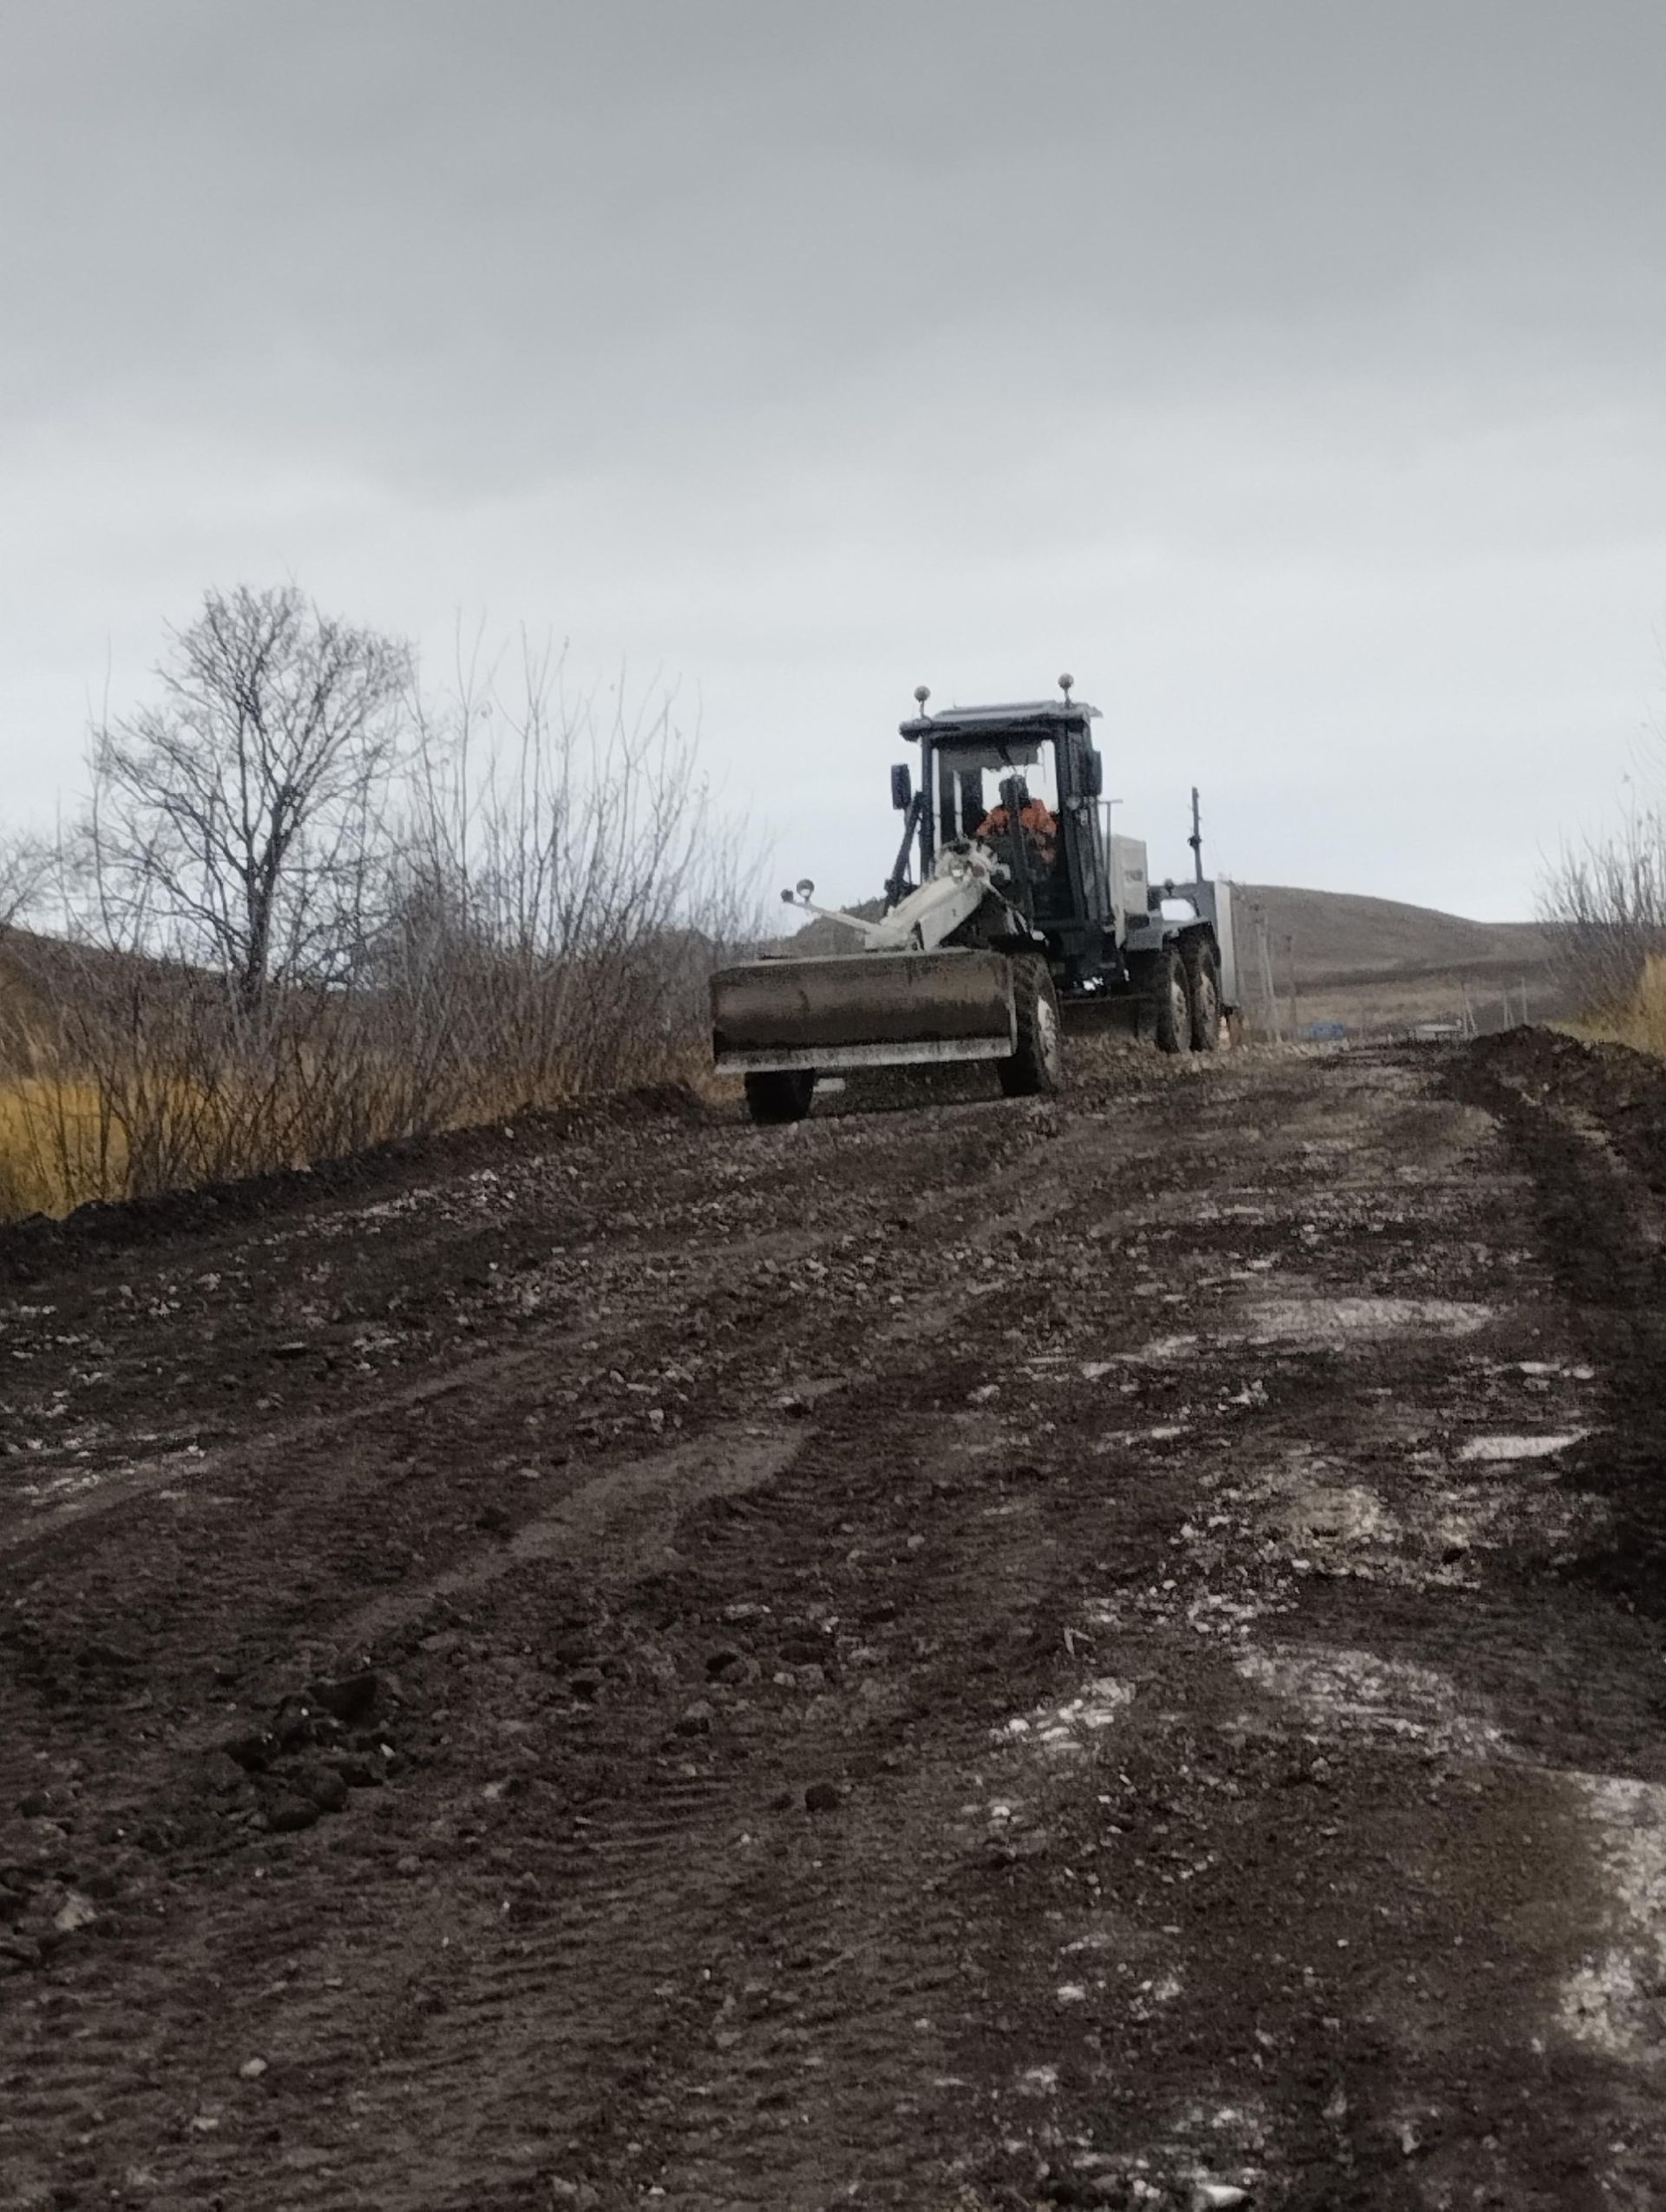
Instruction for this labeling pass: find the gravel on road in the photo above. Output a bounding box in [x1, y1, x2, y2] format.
[4, 1031, 1666, 2210]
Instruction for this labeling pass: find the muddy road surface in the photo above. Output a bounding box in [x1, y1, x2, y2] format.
[5, 1033, 1666, 2211]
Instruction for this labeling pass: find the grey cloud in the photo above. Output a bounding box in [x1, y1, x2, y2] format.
[3, 1, 1663, 917]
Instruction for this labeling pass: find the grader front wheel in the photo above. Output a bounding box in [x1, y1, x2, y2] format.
[744, 1070, 817, 1125]
[998, 961, 1064, 1097]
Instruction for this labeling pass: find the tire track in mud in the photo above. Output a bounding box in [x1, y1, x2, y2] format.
[3, 1073, 1187, 2209]
[0, 1083, 1075, 1543]
[10, 1044, 1666, 2209]
[942, 1047, 1666, 2209]
[0, 1053, 1513, 2194]
[259, 1070, 1335, 2207]
[1445, 1043, 1666, 1620]
[0, 1104, 1053, 1688]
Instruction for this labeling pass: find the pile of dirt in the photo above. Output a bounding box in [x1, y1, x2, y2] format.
[1447, 1026, 1666, 1635]
[1466, 1025, 1666, 1192]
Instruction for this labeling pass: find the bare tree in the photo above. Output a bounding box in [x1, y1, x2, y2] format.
[84, 585, 410, 1008]
[0, 828, 49, 934]
[2, 601, 765, 1220]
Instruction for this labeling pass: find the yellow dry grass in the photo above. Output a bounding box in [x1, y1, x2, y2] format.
[1568, 953, 1666, 1060]
[0, 1041, 714, 1224]
[0, 1078, 122, 1218]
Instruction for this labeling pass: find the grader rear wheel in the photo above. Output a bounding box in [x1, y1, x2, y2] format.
[1149, 944, 1191, 1054]
[1183, 940, 1223, 1053]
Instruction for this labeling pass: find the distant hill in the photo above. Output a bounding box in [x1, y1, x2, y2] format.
[1232, 884, 1549, 989]
[1230, 884, 1558, 1035]
[785, 881, 1562, 1038]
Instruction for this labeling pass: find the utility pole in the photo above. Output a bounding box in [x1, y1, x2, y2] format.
[1189, 786, 1204, 883]
[1267, 927, 1281, 1042]
[1250, 907, 1279, 1041]
[1285, 933, 1300, 1041]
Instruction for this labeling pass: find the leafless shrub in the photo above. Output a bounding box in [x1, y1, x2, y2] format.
[391, 633, 758, 1110]
[1538, 803, 1666, 1018]
[2, 599, 761, 1213]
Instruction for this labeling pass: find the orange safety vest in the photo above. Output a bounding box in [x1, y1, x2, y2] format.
[976, 801, 1058, 859]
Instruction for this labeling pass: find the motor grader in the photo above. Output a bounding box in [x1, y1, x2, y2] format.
[710, 679, 1238, 1122]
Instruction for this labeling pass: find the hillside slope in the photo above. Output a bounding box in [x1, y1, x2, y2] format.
[1234, 883, 1550, 988]
[1230, 883, 1557, 1032]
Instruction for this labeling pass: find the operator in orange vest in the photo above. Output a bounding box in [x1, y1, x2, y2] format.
[975, 784, 1059, 870]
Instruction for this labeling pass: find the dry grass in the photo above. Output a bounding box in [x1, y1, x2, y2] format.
[0, 1078, 120, 1218]
[0, 913, 727, 1223]
[0, 604, 761, 1223]
[0, 1036, 716, 1223]
[1567, 954, 1666, 1059]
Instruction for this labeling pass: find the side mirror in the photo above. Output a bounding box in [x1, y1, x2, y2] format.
[890, 763, 912, 811]
[1083, 748, 1105, 799]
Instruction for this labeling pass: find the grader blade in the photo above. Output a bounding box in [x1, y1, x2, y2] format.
[711, 949, 1017, 1073]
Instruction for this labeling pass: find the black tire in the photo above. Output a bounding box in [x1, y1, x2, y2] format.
[1182, 938, 1223, 1053]
[744, 1069, 816, 1125]
[1148, 943, 1191, 1053]
[998, 960, 1065, 1098]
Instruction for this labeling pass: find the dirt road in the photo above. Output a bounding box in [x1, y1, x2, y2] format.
[4, 1033, 1666, 2211]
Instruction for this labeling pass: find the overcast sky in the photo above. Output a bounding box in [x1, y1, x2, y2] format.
[3, 1, 1663, 917]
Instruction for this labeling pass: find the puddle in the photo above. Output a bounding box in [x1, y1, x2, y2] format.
[1184, 1592, 1266, 1641]
[994, 1677, 1134, 1752]
[1239, 1650, 1666, 2071]
[1279, 1480, 1391, 1547]
[1112, 1334, 1202, 1366]
[1427, 1480, 1598, 1560]
[1459, 1432, 1586, 1465]
[25, 1470, 108, 1505]
[1092, 1423, 1190, 1454]
[1240, 1296, 1493, 1347]
[1236, 1644, 1505, 1757]
[1106, 1297, 1497, 1368]
[1061, 2097, 1269, 2202]
[1560, 1774, 1666, 2066]
[1220, 1440, 1603, 1589]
